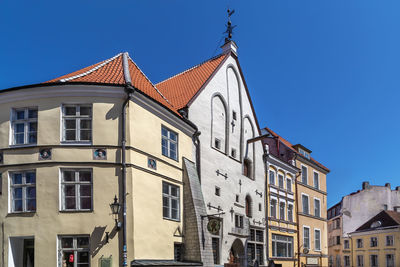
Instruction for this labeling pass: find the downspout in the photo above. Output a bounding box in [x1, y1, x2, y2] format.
[294, 154, 301, 267]
[121, 52, 135, 267]
[262, 148, 270, 265]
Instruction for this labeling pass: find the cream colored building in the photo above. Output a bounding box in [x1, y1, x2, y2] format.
[349, 210, 400, 267]
[0, 53, 198, 267]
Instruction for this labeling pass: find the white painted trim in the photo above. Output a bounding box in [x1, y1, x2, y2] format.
[303, 225, 311, 250]
[314, 197, 321, 217]
[313, 170, 320, 190]
[300, 164, 308, 185]
[314, 228, 321, 252]
[301, 193, 310, 214]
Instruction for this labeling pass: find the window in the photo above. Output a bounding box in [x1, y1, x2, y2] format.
[62, 104, 92, 142]
[286, 178, 292, 192]
[235, 194, 239, 202]
[287, 204, 293, 222]
[162, 126, 178, 160]
[61, 169, 92, 211]
[344, 240, 349, 249]
[162, 182, 180, 220]
[336, 255, 341, 267]
[243, 159, 252, 178]
[279, 202, 285, 220]
[301, 165, 308, 184]
[315, 229, 321, 251]
[245, 195, 252, 217]
[11, 107, 38, 145]
[248, 229, 264, 265]
[370, 237, 378, 247]
[386, 254, 394, 267]
[357, 255, 364, 267]
[174, 243, 183, 262]
[299, 148, 310, 159]
[278, 174, 284, 189]
[357, 238, 363, 248]
[272, 234, 293, 258]
[269, 170, 275, 185]
[10, 171, 36, 212]
[314, 198, 321, 217]
[258, 203, 262, 211]
[336, 236, 341, 245]
[314, 172, 319, 189]
[270, 199, 277, 218]
[384, 204, 388, 210]
[303, 227, 310, 249]
[215, 186, 220, 196]
[212, 238, 220, 265]
[302, 194, 309, 214]
[386, 235, 394, 246]
[370, 255, 378, 267]
[59, 236, 90, 267]
[344, 256, 350, 267]
[335, 218, 341, 229]
[214, 138, 221, 149]
[231, 148, 237, 158]
[235, 214, 244, 228]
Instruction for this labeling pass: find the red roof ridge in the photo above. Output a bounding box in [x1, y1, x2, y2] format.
[157, 53, 226, 85]
[127, 55, 173, 107]
[59, 53, 123, 83]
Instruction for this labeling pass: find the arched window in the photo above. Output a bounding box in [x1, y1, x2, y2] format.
[211, 95, 227, 153]
[245, 195, 252, 217]
[243, 158, 252, 178]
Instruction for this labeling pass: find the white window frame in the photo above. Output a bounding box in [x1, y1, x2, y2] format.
[302, 193, 310, 215]
[278, 174, 284, 189]
[386, 235, 394, 246]
[271, 234, 294, 258]
[286, 177, 292, 192]
[344, 239, 350, 249]
[287, 203, 294, 222]
[303, 226, 311, 249]
[269, 170, 275, 185]
[162, 182, 180, 221]
[370, 255, 378, 267]
[301, 165, 308, 185]
[314, 197, 321, 218]
[61, 104, 92, 144]
[10, 107, 38, 146]
[9, 170, 36, 213]
[58, 235, 90, 267]
[279, 201, 285, 220]
[313, 171, 320, 189]
[370, 237, 378, 247]
[270, 197, 277, 218]
[161, 126, 178, 161]
[357, 238, 363, 248]
[356, 255, 364, 267]
[60, 169, 93, 211]
[314, 228, 321, 251]
[344, 255, 350, 267]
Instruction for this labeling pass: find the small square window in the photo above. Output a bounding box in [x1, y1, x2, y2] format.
[214, 138, 221, 149]
[215, 186, 220, 196]
[235, 194, 239, 202]
[231, 148, 237, 158]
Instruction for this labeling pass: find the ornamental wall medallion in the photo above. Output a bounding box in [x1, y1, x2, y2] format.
[93, 148, 107, 160]
[148, 157, 157, 170]
[207, 218, 221, 235]
[39, 148, 52, 160]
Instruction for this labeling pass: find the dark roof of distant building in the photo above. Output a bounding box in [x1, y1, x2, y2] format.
[355, 210, 400, 232]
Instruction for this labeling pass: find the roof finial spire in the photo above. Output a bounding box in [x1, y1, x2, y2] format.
[225, 8, 237, 43]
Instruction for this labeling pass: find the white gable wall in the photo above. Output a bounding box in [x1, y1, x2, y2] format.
[188, 55, 266, 265]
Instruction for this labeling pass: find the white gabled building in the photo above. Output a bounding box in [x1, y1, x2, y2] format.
[157, 41, 267, 267]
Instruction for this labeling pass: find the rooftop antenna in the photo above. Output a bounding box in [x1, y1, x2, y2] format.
[224, 8, 237, 43]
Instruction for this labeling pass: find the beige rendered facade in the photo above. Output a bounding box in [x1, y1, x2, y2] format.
[294, 145, 329, 267]
[0, 54, 197, 266]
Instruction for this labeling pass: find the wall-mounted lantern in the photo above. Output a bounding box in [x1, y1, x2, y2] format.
[110, 195, 122, 230]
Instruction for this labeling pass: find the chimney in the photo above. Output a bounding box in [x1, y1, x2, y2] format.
[221, 40, 238, 56]
[385, 183, 391, 189]
[362, 181, 370, 190]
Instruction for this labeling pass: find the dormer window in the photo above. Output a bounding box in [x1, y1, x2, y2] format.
[299, 148, 310, 159]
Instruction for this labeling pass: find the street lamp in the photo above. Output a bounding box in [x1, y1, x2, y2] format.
[110, 195, 122, 230]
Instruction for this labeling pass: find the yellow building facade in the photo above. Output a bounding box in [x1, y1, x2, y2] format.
[349, 210, 400, 267]
[0, 53, 198, 267]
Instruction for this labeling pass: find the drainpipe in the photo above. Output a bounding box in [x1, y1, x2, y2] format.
[262, 147, 270, 265]
[121, 52, 135, 267]
[294, 154, 301, 267]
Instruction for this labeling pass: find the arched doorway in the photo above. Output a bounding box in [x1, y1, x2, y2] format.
[229, 238, 246, 267]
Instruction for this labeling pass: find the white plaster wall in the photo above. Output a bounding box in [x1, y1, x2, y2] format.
[342, 185, 400, 236]
[189, 55, 266, 264]
[211, 96, 227, 153]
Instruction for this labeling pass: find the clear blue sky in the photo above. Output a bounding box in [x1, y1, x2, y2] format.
[1, 1, 400, 208]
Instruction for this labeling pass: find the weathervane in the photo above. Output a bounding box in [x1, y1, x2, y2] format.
[224, 9, 237, 42]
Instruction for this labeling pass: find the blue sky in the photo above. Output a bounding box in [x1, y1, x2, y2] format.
[1, 1, 399, 207]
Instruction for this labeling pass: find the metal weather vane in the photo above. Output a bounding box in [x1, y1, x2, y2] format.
[224, 9, 237, 42]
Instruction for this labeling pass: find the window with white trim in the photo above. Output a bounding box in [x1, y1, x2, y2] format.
[62, 105, 92, 142]
[314, 172, 319, 189]
[357, 239, 363, 248]
[279, 202, 285, 220]
[386, 254, 394, 267]
[162, 126, 178, 160]
[59, 235, 90, 267]
[287, 204, 293, 222]
[11, 107, 38, 145]
[370, 255, 378, 267]
[303, 227, 310, 249]
[356, 255, 364, 267]
[314, 198, 321, 217]
[302, 194, 309, 214]
[162, 182, 180, 220]
[61, 169, 92, 211]
[386, 235, 394, 246]
[286, 178, 292, 192]
[272, 234, 293, 258]
[10, 171, 36, 212]
[344, 256, 350, 267]
[278, 174, 284, 189]
[301, 166, 308, 184]
[270, 198, 277, 218]
[370, 237, 378, 247]
[344, 240, 350, 249]
[269, 170, 275, 185]
[315, 229, 321, 251]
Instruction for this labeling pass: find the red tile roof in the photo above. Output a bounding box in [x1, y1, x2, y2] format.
[45, 53, 178, 115]
[156, 54, 228, 110]
[263, 126, 330, 172]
